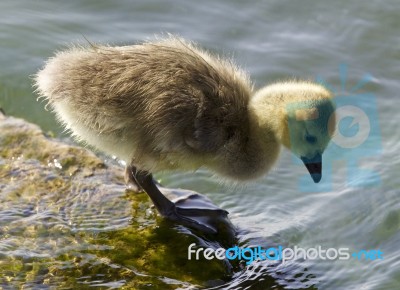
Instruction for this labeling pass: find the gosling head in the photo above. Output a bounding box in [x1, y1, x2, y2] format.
[284, 96, 335, 183]
[251, 81, 336, 183]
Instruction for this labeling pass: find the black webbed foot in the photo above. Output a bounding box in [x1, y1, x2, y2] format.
[127, 166, 235, 236]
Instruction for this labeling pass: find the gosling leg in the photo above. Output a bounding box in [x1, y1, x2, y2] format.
[130, 167, 176, 216]
[124, 165, 143, 192]
[130, 167, 220, 234]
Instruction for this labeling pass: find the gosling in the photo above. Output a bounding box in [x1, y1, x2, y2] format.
[35, 36, 335, 233]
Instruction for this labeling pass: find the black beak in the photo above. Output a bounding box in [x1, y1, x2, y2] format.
[301, 154, 322, 183]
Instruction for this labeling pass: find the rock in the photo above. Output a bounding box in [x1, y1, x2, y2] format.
[0, 113, 232, 289]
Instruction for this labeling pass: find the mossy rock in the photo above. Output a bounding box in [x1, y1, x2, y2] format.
[0, 113, 231, 289]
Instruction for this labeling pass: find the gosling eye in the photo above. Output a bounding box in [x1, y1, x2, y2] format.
[305, 135, 317, 144]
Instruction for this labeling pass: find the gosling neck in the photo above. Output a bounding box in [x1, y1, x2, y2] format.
[248, 89, 290, 149]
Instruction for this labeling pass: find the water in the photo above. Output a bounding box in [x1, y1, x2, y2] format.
[1, 0, 400, 289]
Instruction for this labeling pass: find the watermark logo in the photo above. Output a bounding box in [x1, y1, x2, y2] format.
[188, 243, 384, 265]
[288, 64, 382, 192]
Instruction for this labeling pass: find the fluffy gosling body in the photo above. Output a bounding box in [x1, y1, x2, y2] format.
[35, 36, 334, 184]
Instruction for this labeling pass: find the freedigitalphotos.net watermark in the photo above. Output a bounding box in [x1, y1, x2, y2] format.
[289, 64, 382, 192]
[188, 243, 384, 265]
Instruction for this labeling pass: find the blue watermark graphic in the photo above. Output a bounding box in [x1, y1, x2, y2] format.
[289, 64, 382, 192]
[187, 243, 384, 265]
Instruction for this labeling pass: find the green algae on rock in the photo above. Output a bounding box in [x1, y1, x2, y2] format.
[0, 112, 231, 289]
